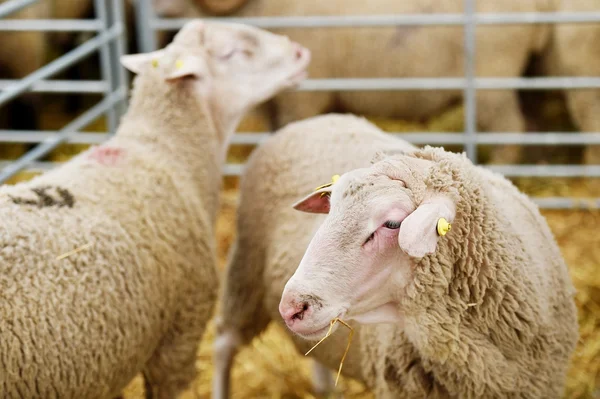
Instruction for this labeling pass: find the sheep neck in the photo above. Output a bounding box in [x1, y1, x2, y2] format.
[116, 73, 231, 222]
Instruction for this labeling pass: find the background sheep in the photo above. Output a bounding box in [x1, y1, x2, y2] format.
[213, 113, 417, 398]
[280, 145, 579, 398]
[0, 19, 310, 398]
[154, 0, 600, 166]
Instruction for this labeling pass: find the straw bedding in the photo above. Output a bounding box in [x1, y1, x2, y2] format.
[1, 99, 598, 398]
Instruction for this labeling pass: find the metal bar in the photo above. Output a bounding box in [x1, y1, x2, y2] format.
[134, 0, 157, 52]
[2, 131, 600, 146]
[3, 77, 599, 94]
[532, 197, 600, 210]
[0, 0, 36, 19]
[4, 159, 598, 208]
[0, 24, 122, 107]
[296, 77, 600, 92]
[94, 0, 117, 134]
[151, 12, 600, 30]
[0, 79, 107, 93]
[463, 0, 477, 161]
[485, 165, 600, 178]
[391, 132, 600, 145]
[0, 131, 110, 143]
[0, 19, 103, 31]
[221, 163, 600, 178]
[111, 0, 129, 121]
[0, 88, 126, 183]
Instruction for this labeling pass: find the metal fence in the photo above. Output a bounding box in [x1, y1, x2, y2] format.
[2, 0, 600, 209]
[0, 0, 128, 180]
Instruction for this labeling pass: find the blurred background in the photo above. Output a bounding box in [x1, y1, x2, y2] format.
[0, 0, 599, 397]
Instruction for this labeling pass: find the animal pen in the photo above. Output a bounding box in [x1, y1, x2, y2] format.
[0, 0, 599, 397]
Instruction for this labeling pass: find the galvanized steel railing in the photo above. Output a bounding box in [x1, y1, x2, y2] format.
[2, 0, 600, 209]
[0, 0, 128, 182]
[133, 0, 600, 209]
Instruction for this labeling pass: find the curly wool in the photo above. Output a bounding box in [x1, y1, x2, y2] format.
[370, 146, 579, 398]
[0, 64, 220, 398]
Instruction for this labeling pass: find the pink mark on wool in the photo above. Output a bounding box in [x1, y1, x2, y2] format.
[86, 145, 125, 166]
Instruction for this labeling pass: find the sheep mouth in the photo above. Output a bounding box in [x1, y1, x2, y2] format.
[286, 47, 311, 87]
[291, 311, 346, 341]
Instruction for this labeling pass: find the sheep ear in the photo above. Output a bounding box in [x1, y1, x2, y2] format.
[120, 50, 166, 74]
[292, 187, 332, 214]
[398, 196, 455, 258]
[164, 54, 208, 82]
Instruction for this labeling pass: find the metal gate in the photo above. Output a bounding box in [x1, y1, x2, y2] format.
[0, 0, 128, 181]
[2, 0, 600, 209]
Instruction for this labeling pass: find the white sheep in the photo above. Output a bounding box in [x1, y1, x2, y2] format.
[0, 19, 310, 398]
[212, 113, 415, 398]
[213, 113, 579, 398]
[154, 0, 600, 165]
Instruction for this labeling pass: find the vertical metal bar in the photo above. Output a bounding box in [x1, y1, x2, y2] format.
[110, 0, 129, 123]
[134, 0, 157, 52]
[463, 0, 477, 162]
[94, 0, 117, 133]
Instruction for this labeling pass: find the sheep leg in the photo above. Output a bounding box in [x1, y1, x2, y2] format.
[212, 327, 242, 399]
[562, 89, 600, 165]
[143, 282, 216, 399]
[477, 90, 527, 165]
[142, 325, 203, 399]
[212, 241, 271, 399]
[312, 360, 343, 398]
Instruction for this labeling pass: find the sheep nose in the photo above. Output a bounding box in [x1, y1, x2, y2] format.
[279, 299, 311, 326]
[292, 42, 304, 60]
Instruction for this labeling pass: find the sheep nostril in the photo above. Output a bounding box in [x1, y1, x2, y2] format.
[292, 302, 310, 321]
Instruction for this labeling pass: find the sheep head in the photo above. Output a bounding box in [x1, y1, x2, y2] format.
[120, 19, 310, 131]
[280, 150, 458, 340]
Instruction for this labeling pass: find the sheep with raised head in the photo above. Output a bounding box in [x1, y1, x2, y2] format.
[154, 0, 600, 165]
[0, 19, 310, 398]
[213, 113, 578, 398]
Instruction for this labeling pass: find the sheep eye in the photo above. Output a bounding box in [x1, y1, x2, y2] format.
[219, 49, 237, 60]
[383, 220, 402, 229]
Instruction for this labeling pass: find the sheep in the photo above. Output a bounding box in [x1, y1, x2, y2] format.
[154, 0, 600, 165]
[212, 113, 416, 399]
[213, 113, 579, 398]
[0, 18, 310, 399]
[279, 146, 579, 397]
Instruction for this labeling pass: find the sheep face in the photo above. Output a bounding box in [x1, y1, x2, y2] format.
[120, 19, 311, 116]
[279, 154, 456, 340]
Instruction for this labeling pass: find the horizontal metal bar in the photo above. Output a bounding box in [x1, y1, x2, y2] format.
[3, 160, 597, 208]
[223, 163, 600, 178]
[0, 23, 122, 107]
[392, 132, 600, 145]
[532, 197, 600, 209]
[0, 131, 110, 143]
[0, 19, 103, 31]
[485, 165, 600, 178]
[151, 12, 600, 30]
[2, 131, 599, 146]
[0, 79, 107, 93]
[0, 0, 36, 19]
[230, 133, 271, 145]
[296, 77, 600, 92]
[0, 88, 126, 183]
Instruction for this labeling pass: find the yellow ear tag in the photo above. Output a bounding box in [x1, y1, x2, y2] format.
[151, 59, 159, 68]
[437, 218, 451, 236]
[315, 174, 341, 197]
[175, 59, 184, 69]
